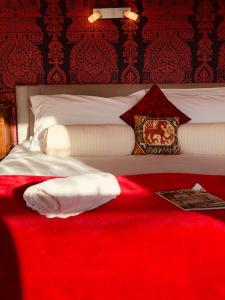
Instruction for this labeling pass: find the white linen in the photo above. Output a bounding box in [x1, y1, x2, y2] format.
[23, 172, 121, 218]
[178, 123, 225, 155]
[162, 87, 225, 123]
[1, 142, 225, 176]
[42, 124, 135, 157]
[30, 90, 144, 151]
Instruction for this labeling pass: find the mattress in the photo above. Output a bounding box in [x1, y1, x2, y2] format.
[1, 141, 225, 176]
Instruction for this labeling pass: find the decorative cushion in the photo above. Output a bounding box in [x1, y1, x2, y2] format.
[178, 123, 225, 155]
[120, 85, 191, 128]
[41, 124, 135, 157]
[133, 116, 180, 155]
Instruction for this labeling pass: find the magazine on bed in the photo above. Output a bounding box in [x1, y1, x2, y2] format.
[156, 183, 225, 210]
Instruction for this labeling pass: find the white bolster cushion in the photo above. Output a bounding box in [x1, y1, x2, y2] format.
[41, 124, 135, 157]
[178, 123, 225, 155]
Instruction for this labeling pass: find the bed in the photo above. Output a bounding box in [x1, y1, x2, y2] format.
[1, 83, 225, 300]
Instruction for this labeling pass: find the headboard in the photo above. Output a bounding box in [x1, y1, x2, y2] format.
[16, 83, 225, 144]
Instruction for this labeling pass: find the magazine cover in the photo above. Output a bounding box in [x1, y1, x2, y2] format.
[156, 183, 225, 210]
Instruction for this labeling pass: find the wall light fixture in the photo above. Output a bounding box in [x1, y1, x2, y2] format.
[123, 9, 139, 21]
[88, 10, 102, 23]
[88, 7, 139, 23]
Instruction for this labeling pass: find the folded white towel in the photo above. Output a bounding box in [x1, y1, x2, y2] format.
[23, 172, 121, 218]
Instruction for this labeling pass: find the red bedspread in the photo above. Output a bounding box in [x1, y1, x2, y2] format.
[1, 173, 225, 300]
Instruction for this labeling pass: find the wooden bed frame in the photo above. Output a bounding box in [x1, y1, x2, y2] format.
[16, 83, 225, 144]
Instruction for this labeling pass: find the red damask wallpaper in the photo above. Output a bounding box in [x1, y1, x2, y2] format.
[0, 0, 224, 143]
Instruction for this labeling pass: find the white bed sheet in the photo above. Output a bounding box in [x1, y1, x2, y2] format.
[1, 142, 225, 176]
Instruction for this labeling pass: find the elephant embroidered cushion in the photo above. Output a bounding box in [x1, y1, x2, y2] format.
[120, 85, 191, 128]
[133, 116, 180, 155]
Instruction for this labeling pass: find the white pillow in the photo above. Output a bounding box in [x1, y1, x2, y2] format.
[178, 122, 225, 155]
[122, 87, 225, 123]
[30, 90, 145, 151]
[162, 87, 225, 123]
[41, 124, 135, 157]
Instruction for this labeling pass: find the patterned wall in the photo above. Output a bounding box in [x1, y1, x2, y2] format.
[0, 0, 225, 142]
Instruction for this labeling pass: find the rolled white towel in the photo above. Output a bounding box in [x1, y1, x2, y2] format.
[23, 172, 121, 218]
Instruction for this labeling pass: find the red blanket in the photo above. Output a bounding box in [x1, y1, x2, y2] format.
[1, 173, 225, 300]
